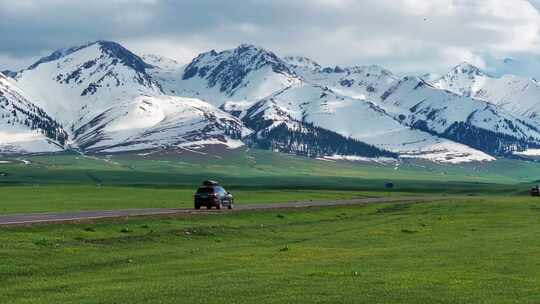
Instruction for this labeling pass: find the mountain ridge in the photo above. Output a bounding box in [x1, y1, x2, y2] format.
[2, 40, 540, 162]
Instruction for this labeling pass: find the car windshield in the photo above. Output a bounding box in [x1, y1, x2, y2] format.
[197, 187, 214, 194]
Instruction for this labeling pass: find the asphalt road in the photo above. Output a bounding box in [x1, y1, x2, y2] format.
[0, 196, 438, 226]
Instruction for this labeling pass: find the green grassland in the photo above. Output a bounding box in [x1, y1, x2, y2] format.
[2, 197, 540, 303]
[0, 186, 377, 214]
[0, 149, 538, 214]
[1, 149, 540, 187]
[1, 149, 540, 303]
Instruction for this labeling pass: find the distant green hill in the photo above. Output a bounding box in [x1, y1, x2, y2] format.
[0, 148, 538, 189]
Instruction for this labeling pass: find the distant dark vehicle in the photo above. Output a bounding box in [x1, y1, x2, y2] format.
[531, 185, 540, 197]
[194, 181, 234, 209]
[385, 182, 394, 189]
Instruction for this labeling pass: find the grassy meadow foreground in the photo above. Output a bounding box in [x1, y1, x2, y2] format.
[2, 197, 540, 303]
[1, 149, 540, 303]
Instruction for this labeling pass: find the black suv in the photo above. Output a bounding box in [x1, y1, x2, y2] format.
[531, 185, 540, 197]
[194, 181, 234, 209]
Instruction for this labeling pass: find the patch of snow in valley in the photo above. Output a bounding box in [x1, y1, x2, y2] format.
[399, 142, 495, 164]
[177, 138, 245, 149]
[514, 149, 540, 156]
[0, 130, 62, 154]
[320, 155, 397, 164]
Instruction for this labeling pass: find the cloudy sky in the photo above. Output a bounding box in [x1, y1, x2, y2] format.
[2, 0, 540, 76]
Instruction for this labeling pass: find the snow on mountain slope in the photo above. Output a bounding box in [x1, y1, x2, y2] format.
[291, 61, 540, 156]
[146, 44, 500, 161]
[13, 41, 246, 153]
[7, 41, 538, 161]
[283, 56, 322, 71]
[143, 54, 185, 96]
[149, 46, 396, 109]
[16, 41, 161, 129]
[379, 76, 540, 155]
[84, 95, 249, 153]
[151, 46, 396, 107]
[234, 83, 493, 162]
[294, 64, 398, 101]
[168, 44, 302, 106]
[0, 73, 66, 153]
[430, 62, 540, 126]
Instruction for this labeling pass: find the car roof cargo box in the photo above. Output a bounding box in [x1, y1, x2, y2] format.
[203, 180, 219, 186]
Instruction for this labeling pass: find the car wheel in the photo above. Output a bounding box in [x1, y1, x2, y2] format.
[228, 204, 233, 210]
[195, 204, 200, 210]
[217, 201, 223, 210]
[206, 205, 212, 210]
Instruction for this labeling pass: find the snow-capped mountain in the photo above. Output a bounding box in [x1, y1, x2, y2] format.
[229, 83, 493, 162]
[16, 40, 161, 126]
[0, 73, 66, 153]
[282, 58, 540, 156]
[295, 64, 397, 101]
[170, 46, 489, 161]
[3, 40, 540, 162]
[79, 95, 248, 153]
[134, 44, 540, 160]
[156, 46, 483, 161]
[430, 62, 540, 126]
[164, 44, 302, 106]
[378, 76, 540, 155]
[12, 41, 246, 153]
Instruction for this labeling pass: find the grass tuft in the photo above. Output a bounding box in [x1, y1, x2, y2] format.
[376, 203, 410, 214]
[401, 229, 418, 234]
[33, 238, 61, 248]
